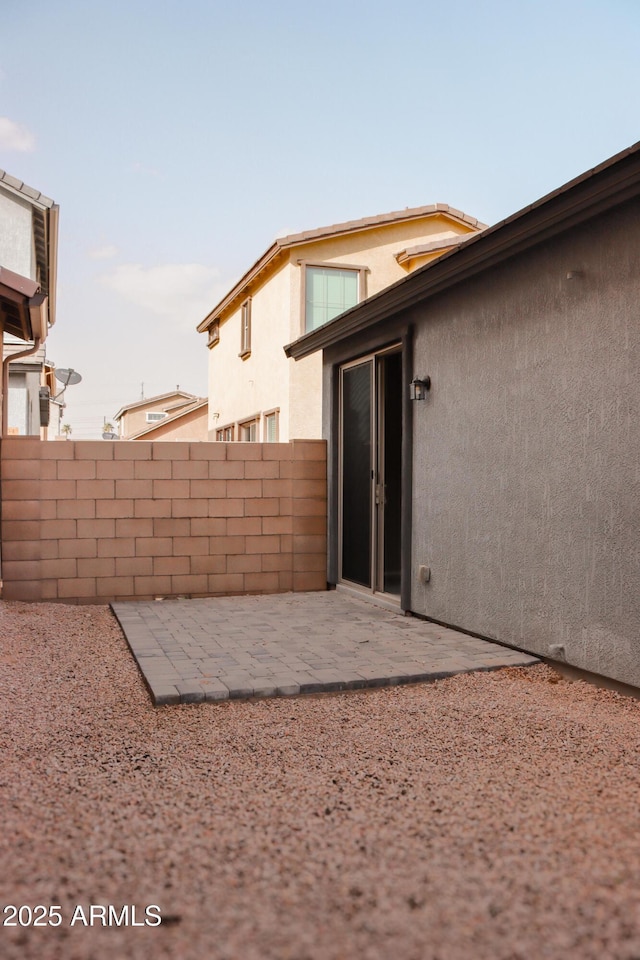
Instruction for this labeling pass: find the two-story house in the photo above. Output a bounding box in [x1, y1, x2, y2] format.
[197, 204, 485, 441]
[114, 389, 208, 440]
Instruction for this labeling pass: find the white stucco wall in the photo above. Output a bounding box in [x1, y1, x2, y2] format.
[208, 263, 295, 440]
[0, 187, 34, 279]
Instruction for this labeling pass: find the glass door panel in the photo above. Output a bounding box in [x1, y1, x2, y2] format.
[340, 361, 373, 587]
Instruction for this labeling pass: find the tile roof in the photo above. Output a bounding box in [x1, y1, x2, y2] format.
[197, 203, 487, 332]
[0, 169, 55, 208]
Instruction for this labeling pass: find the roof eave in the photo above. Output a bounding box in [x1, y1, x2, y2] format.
[114, 390, 197, 422]
[196, 205, 489, 334]
[126, 400, 208, 439]
[285, 141, 640, 360]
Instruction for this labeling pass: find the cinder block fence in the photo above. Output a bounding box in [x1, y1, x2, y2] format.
[0, 438, 327, 603]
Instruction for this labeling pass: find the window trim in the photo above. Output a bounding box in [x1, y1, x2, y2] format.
[300, 260, 368, 335]
[239, 298, 251, 358]
[263, 408, 280, 443]
[216, 423, 234, 441]
[207, 319, 220, 349]
[238, 414, 260, 442]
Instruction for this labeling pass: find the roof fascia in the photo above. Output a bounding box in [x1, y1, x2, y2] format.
[114, 390, 197, 422]
[126, 400, 207, 439]
[197, 242, 281, 332]
[196, 207, 489, 334]
[286, 143, 640, 360]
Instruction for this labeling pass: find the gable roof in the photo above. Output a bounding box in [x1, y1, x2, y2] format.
[114, 390, 198, 422]
[285, 140, 640, 360]
[197, 203, 486, 333]
[394, 231, 480, 266]
[125, 398, 207, 440]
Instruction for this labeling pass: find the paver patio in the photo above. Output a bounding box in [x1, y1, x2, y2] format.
[111, 590, 539, 705]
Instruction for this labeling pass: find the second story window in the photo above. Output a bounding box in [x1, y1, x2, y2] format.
[207, 319, 220, 348]
[305, 265, 361, 333]
[239, 298, 251, 358]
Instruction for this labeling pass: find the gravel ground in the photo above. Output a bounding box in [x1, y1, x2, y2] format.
[1, 600, 639, 960]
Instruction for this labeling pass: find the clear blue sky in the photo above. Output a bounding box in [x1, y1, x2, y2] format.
[1, 0, 639, 437]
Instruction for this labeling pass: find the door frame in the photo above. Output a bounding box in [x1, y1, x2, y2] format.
[338, 342, 405, 603]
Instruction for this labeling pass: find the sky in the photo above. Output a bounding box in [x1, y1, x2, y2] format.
[1, 0, 639, 437]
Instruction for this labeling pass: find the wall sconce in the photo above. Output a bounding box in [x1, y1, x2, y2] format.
[410, 376, 431, 401]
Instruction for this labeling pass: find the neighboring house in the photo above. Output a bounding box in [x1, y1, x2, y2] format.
[285, 140, 640, 691]
[114, 390, 207, 440]
[0, 170, 59, 437]
[197, 204, 486, 442]
[3, 334, 57, 438]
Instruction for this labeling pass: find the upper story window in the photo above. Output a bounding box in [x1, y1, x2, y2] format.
[304, 264, 362, 333]
[146, 411, 168, 423]
[207, 319, 220, 349]
[239, 299, 251, 358]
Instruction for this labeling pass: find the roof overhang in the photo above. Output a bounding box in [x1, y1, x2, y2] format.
[0, 172, 58, 334]
[114, 390, 198, 422]
[126, 399, 208, 440]
[0, 267, 48, 341]
[197, 204, 487, 335]
[285, 140, 640, 360]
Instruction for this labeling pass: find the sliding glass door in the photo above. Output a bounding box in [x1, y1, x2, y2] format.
[339, 349, 403, 598]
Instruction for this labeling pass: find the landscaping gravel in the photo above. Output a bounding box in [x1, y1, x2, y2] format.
[1, 599, 639, 960]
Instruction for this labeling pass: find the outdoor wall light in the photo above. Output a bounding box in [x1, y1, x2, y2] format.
[410, 376, 431, 401]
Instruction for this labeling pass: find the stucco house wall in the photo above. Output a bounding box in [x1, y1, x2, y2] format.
[132, 403, 209, 441]
[0, 186, 34, 279]
[209, 263, 294, 438]
[408, 197, 640, 687]
[289, 141, 640, 691]
[204, 208, 483, 443]
[116, 392, 199, 438]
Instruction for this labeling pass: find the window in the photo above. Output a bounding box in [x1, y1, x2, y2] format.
[239, 418, 258, 442]
[305, 264, 360, 333]
[239, 299, 251, 357]
[264, 410, 279, 442]
[208, 320, 220, 349]
[146, 411, 168, 423]
[216, 425, 234, 441]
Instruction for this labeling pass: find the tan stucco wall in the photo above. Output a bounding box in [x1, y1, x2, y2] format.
[120, 395, 192, 438]
[208, 263, 295, 440]
[207, 213, 477, 442]
[132, 406, 209, 441]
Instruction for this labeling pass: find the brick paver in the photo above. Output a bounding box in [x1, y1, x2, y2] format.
[111, 591, 539, 705]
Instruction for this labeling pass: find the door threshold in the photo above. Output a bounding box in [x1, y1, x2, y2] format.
[336, 582, 405, 614]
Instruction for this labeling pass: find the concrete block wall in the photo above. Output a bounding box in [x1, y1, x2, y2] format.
[0, 437, 327, 603]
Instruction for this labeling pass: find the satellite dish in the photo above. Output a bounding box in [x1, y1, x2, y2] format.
[55, 367, 82, 387]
